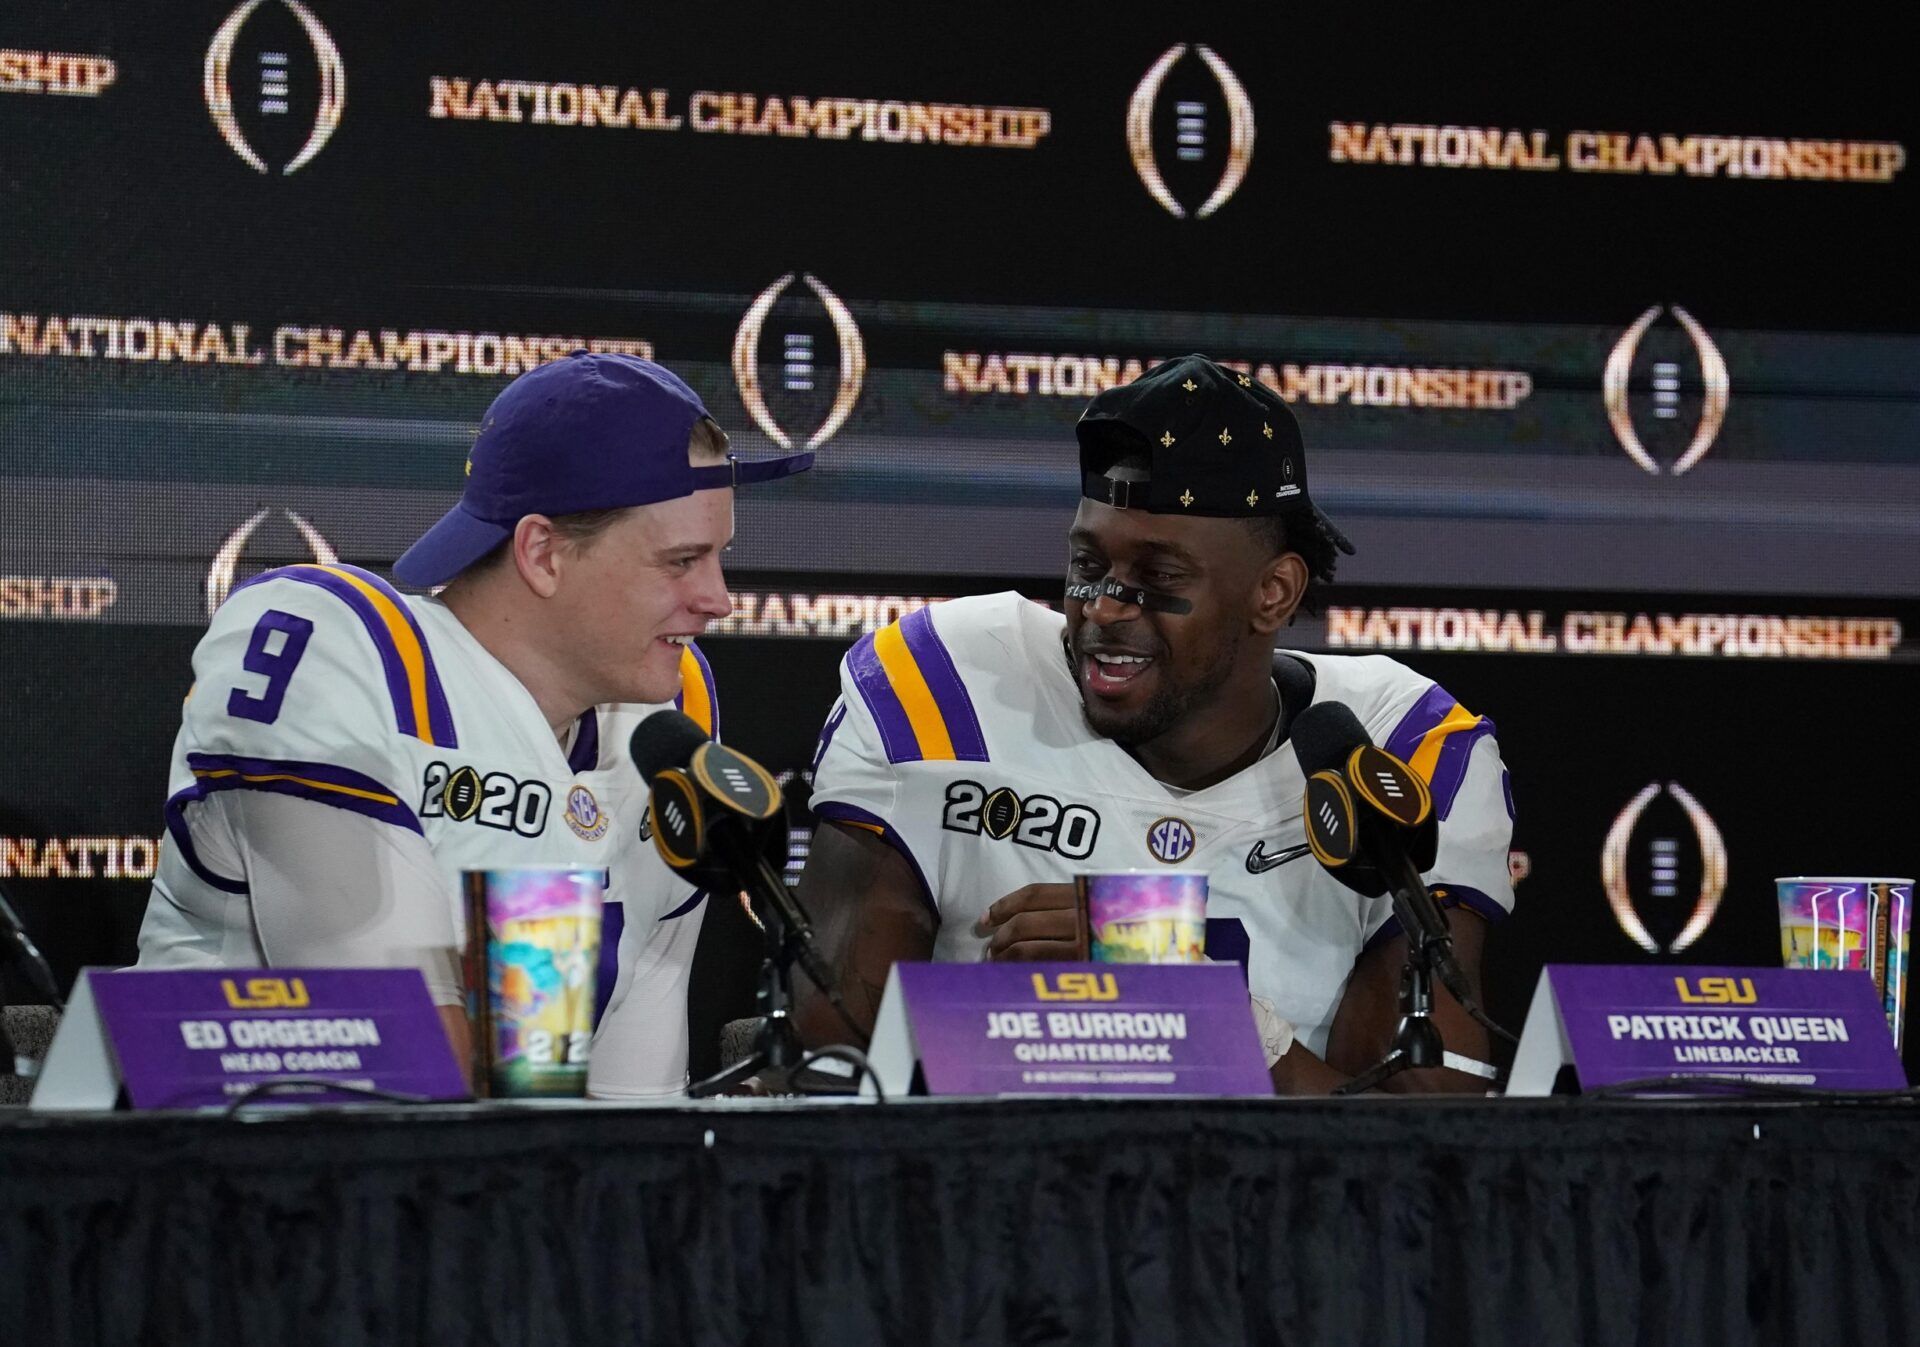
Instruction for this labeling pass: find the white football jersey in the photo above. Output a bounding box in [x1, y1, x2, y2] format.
[135, 562, 716, 1095]
[809, 591, 1515, 1056]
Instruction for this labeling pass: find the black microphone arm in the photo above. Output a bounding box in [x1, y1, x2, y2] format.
[1292, 700, 1516, 1049]
[0, 883, 61, 1006]
[629, 709, 860, 1034]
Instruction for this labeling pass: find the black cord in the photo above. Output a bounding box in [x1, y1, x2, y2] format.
[1581, 1074, 1920, 1103]
[795, 1044, 887, 1103]
[221, 1076, 435, 1118]
[1462, 998, 1520, 1048]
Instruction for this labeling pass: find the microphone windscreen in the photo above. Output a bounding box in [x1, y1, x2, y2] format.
[629, 709, 711, 781]
[1289, 700, 1373, 777]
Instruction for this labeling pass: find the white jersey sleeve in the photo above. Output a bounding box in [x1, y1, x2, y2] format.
[808, 602, 1000, 915]
[140, 564, 459, 968]
[197, 792, 461, 1003]
[1348, 661, 1517, 948]
[167, 564, 446, 865]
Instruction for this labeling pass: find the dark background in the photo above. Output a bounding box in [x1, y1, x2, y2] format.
[1, 4, 1915, 1074]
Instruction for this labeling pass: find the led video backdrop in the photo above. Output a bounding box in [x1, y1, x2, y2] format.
[2, 4, 1915, 1066]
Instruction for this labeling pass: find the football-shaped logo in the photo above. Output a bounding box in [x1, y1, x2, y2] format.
[981, 787, 1023, 840]
[1602, 305, 1730, 476]
[1599, 781, 1727, 953]
[1126, 44, 1255, 220]
[204, 0, 346, 176]
[733, 272, 866, 451]
[205, 506, 338, 615]
[443, 766, 482, 822]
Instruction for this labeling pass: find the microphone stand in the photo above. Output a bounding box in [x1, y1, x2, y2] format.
[1334, 923, 1447, 1095]
[687, 891, 858, 1098]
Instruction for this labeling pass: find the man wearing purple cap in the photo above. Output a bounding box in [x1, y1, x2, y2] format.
[136, 353, 810, 1095]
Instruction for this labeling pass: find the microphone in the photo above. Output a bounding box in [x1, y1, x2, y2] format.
[628, 710, 832, 990]
[1290, 701, 1477, 1010]
[0, 884, 61, 1006]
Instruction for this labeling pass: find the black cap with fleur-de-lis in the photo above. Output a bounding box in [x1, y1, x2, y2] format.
[1073, 354, 1351, 551]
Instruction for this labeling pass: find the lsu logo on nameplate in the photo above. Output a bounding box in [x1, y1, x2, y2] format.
[223, 975, 310, 1008]
[564, 784, 609, 841]
[1032, 972, 1119, 1002]
[205, 0, 347, 175]
[1602, 305, 1730, 475]
[1126, 43, 1255, 219]
[732, 272, 866, 451]
[1600, 781, 1728, 954]
[205, 506, 339, 614]
[1676, 976, 1757, 1004]
[1146, 815, 1196, 864]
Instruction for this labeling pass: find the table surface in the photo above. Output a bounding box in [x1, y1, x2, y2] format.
[6, 1095, 1920, 1346]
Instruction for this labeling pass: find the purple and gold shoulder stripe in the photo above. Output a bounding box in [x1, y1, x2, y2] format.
[232, 564, 458, 749]
[1384, 683, 1497, 821]
[847, 607, 988, 765]
[674, 642, 719, 739]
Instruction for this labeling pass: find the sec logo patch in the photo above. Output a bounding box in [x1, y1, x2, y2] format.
[564, 784, 609, 841]
[1146, 816, 1196, 864]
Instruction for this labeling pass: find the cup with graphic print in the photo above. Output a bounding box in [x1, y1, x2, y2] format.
[463, 867, 606, 1097]
[1078, 871, 1208, 963]
[1777, 876, 1914, 1052]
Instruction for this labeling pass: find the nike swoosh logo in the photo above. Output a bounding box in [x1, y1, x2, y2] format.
[1246, 840, 1312, 874]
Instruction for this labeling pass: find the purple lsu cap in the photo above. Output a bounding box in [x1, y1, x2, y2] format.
[395, 351, 813, 586]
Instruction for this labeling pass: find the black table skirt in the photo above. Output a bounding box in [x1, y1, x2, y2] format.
[3, 1097, 1918, 1345]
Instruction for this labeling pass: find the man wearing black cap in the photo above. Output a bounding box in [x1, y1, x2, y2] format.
[797, 355, 1513, 1092]
[136, 353, 810, 1095]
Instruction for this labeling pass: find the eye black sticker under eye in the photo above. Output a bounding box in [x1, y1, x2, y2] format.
[1064, 576, 1194, 615]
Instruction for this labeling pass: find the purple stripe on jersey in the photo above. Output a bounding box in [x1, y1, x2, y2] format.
[593, 899, 624, 1030]
[1363, 884, 1510, 955]
[1383, 682, 1457, 765]
[1433, 884, 1508, 925]
[1426, 717, 1497, 821]
[898, 606, 989, 762]
[811, 701, 849, 776]
[812, 802, 938, 919]
[1501, 768, 1516, 822]
[234, 564, 459, 748]
[568, 709, 600, 773]
[163, 787, 249, 894]
[845, 632, 922, 765]
[183, 751, 423, 834]
[1384, 682, 1496, 821]
[660, 889, 707, 922]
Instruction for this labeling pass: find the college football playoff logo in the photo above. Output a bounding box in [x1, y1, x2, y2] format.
[1602, 305, 1730, 475]
[1599, 781, 1728, 954]
[204, 0, 346, 175]
[1126, 44, 1255, 219]
[205, 507, 339, 615]
[732, 272, 866, 451]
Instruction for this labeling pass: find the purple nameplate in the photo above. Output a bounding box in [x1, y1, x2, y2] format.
[32, 968, 469, 1111]
[866, 962, 1272, 1097]
[1509, 964, 1905, 1095]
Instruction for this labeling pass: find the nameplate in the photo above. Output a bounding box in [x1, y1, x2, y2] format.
[1508, 964, 1905, 1095]
[31, 968, 469, 1111]
[866, 962, 1272, 1097]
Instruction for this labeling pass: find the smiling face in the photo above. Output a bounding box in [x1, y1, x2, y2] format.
[548, 486, 735, 706]
[1064, 498, 1302, 751]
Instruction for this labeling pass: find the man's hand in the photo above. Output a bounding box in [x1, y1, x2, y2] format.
[974, 883, 1086, 961]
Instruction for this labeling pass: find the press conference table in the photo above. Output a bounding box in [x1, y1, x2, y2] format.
[3, 1095, 1918, 1345]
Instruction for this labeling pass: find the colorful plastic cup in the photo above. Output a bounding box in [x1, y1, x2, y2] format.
[1777, 876, 1913, 1051]
[1078, 871, 1207, 963]
[462, 867, 605, 1097]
